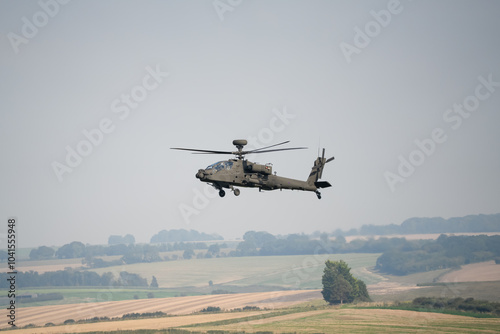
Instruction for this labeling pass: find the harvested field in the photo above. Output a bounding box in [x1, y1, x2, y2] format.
[7, 311, 268, 334]
[1, 290, 320, 329]
[17, 307, 498, 333]
[368, 281, 424, 295]
[190, 308, 500, 333]
[438, 260, 500, 283]
[0, 260, 83, 274]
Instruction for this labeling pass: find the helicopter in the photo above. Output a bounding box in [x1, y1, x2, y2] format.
[171, 140, 334, 199]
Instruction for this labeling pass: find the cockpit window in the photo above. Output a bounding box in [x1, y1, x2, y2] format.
[206, 161, 233, 172]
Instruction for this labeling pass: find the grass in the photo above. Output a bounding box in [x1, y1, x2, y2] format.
[89, 253, 382, 289]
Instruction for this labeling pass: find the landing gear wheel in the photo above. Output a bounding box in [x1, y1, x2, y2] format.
[316, 191, 322, 200]
[219, 190, 226, 197]
[233, 188, 240, 196]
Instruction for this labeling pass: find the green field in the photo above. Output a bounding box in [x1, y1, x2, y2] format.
[89, 253, 382, 289]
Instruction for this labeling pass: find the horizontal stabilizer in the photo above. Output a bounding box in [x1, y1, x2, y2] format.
[315, 181, 331, 188]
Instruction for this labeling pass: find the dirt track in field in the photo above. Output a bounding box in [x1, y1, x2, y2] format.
[2, 290, 321, 329]
[437, 260, 500, 283]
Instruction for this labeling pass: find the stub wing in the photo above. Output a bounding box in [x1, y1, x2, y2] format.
[314, 181, 332, 188]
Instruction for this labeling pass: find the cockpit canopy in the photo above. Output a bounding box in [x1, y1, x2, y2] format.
[206, 160, 233, 172]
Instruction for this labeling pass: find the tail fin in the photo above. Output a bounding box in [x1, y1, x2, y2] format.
[307, 148, 334, 187]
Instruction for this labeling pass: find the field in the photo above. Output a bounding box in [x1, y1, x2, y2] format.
[89, 253, 382, 289]
[6, 303, 500, 333]
[185, 308, 500, 333]
[438, 260, 500, 283]
[3, 290, 319, 329]
[4, 251, 500, 332]
[0, 258, 84, 274]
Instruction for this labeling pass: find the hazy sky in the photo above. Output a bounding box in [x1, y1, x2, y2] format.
[1, 0, 499, 248]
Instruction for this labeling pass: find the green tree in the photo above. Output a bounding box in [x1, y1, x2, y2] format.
[207, 244, 220, 256]
[331, 275, 352, 304]
[29, 246, 55, 260]
[321, 260, 370, 305]
[183, 249, 195, 259]
[55, 241, 85, 259]
[150, 276, 159, 288]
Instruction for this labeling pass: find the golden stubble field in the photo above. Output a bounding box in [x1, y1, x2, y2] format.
[189, 308, 500, 333]
[438, 260, 500, 283]
[7, 306, 500, 334]
[1, 290, 320, 329]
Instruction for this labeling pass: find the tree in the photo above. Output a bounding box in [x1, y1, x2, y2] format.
[29, 246, 55, 260]
[321, 260, 370, 305]
[108, 235, 123, 245]
[150, 276, 159, 288]
[56, 241, 85, 259]
[109, 234, 135, 245]
[183, 249, 195, 259]
[330, 275, 352, 304]
[123, 234, 135, 244]
[207, 244, 220, 256]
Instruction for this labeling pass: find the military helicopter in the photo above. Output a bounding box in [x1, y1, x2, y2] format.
[171, 140, 334, 199]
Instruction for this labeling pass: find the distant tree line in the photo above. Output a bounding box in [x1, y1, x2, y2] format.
[331, 213, 500, 237]
[229, 231, 417, 257]
[30, 240, 226, 265]
[376, 234, 500, 275]
[150, 229, 223, 243]
[0, 270, 147, 288]
[108, 234, 135, 245]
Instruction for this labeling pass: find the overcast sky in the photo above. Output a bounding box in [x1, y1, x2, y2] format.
[1, 0, 499, 248]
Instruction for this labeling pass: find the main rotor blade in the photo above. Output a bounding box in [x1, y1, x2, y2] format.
[171, 148, 232, 154]
[247, 141, 290, 153]
[245, 147, 307, 154]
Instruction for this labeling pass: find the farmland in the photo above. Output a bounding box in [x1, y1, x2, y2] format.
[438, 260, 500, 283]
[5, 302, 500, 333]
[88, 253, 382, 289]
[183, 308, 500, 333]
[2, 290, 319, 329]
[3, 249, 500, 332]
